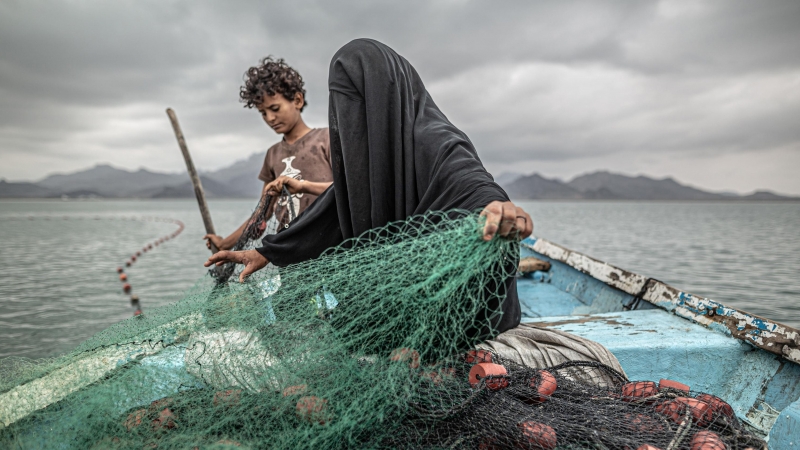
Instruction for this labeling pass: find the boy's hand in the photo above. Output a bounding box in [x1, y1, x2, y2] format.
[265, 176, 304, 196]
[480, 201, 533, 241]
[204, 249, 269, 282]
[203, 234, 228, 250]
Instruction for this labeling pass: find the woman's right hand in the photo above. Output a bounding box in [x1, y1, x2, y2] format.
[204, 249, 269, 282]
[480, 201, 533, 241]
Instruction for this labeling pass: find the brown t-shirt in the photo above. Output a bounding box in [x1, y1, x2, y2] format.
[258, 128, 333, 224]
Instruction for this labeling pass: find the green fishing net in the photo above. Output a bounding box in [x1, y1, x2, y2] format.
[0, 210, 766, 449]
[0, 211, 518, 449]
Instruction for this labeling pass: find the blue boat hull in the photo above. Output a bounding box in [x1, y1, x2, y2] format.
[518, 237, 800, 448]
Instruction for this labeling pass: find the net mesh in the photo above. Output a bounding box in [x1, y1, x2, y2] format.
[0, 211, 766, 449]
[211, 186, 296, 283]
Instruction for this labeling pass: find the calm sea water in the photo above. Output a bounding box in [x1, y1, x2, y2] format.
[0, 199, 798, 359]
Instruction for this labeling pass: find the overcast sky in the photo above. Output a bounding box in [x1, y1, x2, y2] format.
[1, 0, 799, 194]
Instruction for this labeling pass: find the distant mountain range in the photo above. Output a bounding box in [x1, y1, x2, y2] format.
[0, 153, 266, 199]
[1, 156, 797, 201]
[499, 171, 799, 201]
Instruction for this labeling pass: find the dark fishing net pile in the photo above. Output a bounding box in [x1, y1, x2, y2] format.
[0, 210, 765, 449]
[391, 356, 766, 449]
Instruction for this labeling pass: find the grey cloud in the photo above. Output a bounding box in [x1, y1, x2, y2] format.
[0, 0, 798, 194]
[0, 2, 211, 103]
[429, 61, 800, 167]
[250, 0, 800, 77]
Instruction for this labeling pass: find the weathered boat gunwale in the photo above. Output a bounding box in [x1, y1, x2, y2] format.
[0, 313, 201, 429]
[522, 238, 800, 366]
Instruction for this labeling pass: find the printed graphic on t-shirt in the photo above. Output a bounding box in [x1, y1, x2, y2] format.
[258, 128, 333, 224]
[278, 156, 303, 216]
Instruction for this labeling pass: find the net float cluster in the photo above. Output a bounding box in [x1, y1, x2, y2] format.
[109, 347, 754, 448]
[463, 349, 559, 449]
[456, 350, 743, 450]
[114, 217, 184, 317]
[112, 341, 752, 446]
[464, 350, 557, 401]
[620, 379, 740, 450]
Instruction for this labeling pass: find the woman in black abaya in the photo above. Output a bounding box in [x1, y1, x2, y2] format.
[206, 38, 533, 335]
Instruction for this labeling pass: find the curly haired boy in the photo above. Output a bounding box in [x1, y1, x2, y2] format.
[205, 57, 333, 251]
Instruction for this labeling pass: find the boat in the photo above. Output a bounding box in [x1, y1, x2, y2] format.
[517, 236, 800, 449]
[2, 235, 798, 448]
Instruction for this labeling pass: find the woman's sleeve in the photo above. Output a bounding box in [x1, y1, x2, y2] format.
[322, 129, 334, 170]
[255, 186, 343, 266]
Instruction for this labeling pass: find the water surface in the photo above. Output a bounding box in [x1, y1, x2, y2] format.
[517, 201, 800, 329]
[0, 199, 798, 359]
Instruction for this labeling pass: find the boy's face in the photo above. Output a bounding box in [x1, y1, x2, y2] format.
[257, 92, 304, 135]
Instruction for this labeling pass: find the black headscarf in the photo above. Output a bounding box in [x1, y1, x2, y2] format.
[257, 38, 520, 333]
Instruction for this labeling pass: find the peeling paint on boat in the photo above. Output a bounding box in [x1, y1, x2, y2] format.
[523, 238, 800, 365]
[529, 239, 648, 295]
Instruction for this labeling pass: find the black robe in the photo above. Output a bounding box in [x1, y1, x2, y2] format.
[256, 38, 520, 334]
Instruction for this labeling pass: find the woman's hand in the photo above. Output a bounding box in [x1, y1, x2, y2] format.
[265, 176, 304, 196]
[480, 201, 533, 241]
[204, 249, 269, 282]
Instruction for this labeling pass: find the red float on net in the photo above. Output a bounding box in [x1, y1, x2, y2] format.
[469, 363, 509, 390]
[464, 349, 493, 364]
[695, 393, 735, 420]
[282, 385, 308, 397]
[390, 348, 421, 369]
[151, 408, 176, 431]
[621, 381, 659, 402]
[295, 396, 330, 425]
[517, 421, 557, 450]
[690, 431, 726, 450]
[213, 389, 242, 407]
[655, 397, 713, 427]
[659, 378, 690, 393]
[528, 370, 557, 402]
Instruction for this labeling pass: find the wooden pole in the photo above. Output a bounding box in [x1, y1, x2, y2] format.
[165, 108, 219, 253]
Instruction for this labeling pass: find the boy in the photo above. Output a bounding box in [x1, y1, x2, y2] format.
[204, 57, 333, 251]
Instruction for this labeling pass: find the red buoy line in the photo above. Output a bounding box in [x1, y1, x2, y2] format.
[114, 217, 185, 316]
[2, 214, 185, 316]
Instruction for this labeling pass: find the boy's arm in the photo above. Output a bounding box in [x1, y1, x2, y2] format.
[203, 220, 247, 251]
[265, 176, 332, 197]
[296, 180, 333, 196]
